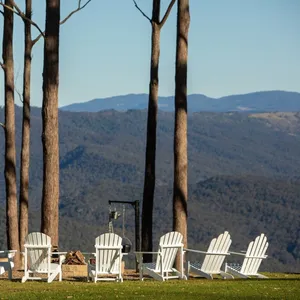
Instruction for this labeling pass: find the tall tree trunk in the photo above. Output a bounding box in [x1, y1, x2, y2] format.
[19, 0, 32, 252]
[173, 0, 190, 269]
[2, 0, 20, 267]
[140, 0, 176, 263]
[41, 0, 60, 247]
[141, 0, 161, 262]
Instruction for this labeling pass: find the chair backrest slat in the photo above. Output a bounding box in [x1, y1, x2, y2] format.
[155, 231, 183, 272]
[201, 231, 231, 273]
[95, 233, 122, 273]
[241, 233, 268, 275]
[25, 232, 51, 272]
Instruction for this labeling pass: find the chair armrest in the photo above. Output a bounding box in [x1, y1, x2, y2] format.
[95, 246, 123, 250]
[185, 248, 230, 256]
[59, 255, 66, 265]
[24, 244, 51, 249]
[82, 252, 96, 264]
[184, 248, 207, 255]
[134, 251, 160, 255]
[0, 250, 17, 254]
[7, 253, 16, 259]
[54, 252, 67, 265]
[82, 252, 96, 258]
[246, 255, 268, 259]
[8, 250, 17, 258]
[229, 251, 246, 256]
[0, 250, 17, 259]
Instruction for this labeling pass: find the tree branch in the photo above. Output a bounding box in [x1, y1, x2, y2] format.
[132, 0, 151, 23]
[0, 122, 5, 129]
[159, 0, 176, 28]
[0, 62, 5, 70]
[32, 0, 92, 46]
[31, 33, 42, 47]
[14, 66, 23, 103]
[60, 0, 92, 25]
[0, 1, 45, 38]
[15, 88, 23, 103]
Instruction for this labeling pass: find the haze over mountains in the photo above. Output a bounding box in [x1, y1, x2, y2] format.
[60, 90, 300, 113]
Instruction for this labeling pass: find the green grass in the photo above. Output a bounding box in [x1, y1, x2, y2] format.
[0, 274, 299, 300]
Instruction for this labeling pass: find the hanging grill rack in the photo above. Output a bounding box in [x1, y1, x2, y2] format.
[108, 200, 140, 254]
[108, 200, 140, 272]
[108, 203, 132, 253]
[108, 204, 121, 233]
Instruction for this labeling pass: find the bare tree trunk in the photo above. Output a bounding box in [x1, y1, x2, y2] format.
[2, 0, 20, 268]
[41, 0, 60, 247]
[173, 0, 190, 269]
[19, 0, 32, 252]
[140, 0, 176, 263]
[141, 0, 160, 262]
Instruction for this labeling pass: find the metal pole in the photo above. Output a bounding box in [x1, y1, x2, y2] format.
[134, 200, 140, 272]
[135, 200, 140, 252]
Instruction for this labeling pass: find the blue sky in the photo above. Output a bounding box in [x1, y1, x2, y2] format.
[0, 0, 299, 107]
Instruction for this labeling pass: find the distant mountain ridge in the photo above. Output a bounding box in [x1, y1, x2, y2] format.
[60, 90, 300, 113]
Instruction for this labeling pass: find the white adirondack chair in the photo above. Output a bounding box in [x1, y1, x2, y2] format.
[22, 232, 65, 283]
[0, 250, 17, 280]
[225, 233, 269, 279]
[88, 233, 123, 282]
[135, 231, 186, 281]
[185, 231, 233, 279]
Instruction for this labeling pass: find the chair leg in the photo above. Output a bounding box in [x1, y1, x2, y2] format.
[186, 261, 190, 280]
[87, 264, 90, 282]
[220, 271, 234, 279]
[21, 274, 28, 283]
[8, 266, 12, 280]
[139, 265, 143, 281]
[48, 267, 60, 283]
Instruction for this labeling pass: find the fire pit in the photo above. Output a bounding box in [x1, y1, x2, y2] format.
[62, 251, 87, 278]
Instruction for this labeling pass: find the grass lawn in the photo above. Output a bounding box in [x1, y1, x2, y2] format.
[0, 273, 299, 299]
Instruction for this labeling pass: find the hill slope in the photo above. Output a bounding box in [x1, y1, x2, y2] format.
[0, 108, 300, 272]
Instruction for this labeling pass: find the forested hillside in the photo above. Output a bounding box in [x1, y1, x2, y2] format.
[0, 107, 299, 272]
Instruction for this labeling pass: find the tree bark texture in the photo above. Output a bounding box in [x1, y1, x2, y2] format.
[41, 0, 60, 247]
[141, 0, 161, 262]
[173, 0, 190, 268]
[19, 0, 32, 252]
[2, 0, 21, 267]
